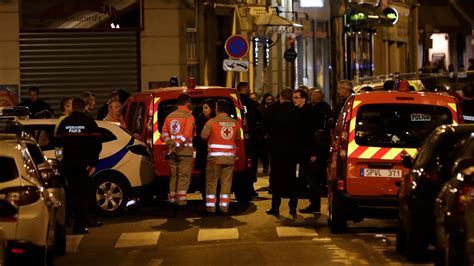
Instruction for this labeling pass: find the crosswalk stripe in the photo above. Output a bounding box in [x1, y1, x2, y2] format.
[66, 235, 83, 253]
[197, 228, 239, 242]
[276, 226, 318, 237]
[115, 231, 161, 248]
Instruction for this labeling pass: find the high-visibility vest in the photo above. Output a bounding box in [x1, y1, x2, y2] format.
[206, 115, 239, 157]
[161, 105, 195, 156]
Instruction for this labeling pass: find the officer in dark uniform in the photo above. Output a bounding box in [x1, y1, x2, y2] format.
[55, 98, 102, 234]
[461, 84, 474, 123]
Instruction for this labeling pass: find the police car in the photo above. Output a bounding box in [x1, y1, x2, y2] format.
[0, 122, 64, 265]
[19, 119, 155, 216]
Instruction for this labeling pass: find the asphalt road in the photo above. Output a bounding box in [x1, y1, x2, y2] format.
[55, 175, 434, 266]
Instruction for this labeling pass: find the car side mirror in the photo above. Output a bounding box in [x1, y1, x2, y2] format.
[47, 158, 60, 171]
[401, 154, 414, 168]
[40, 168, 62, 188]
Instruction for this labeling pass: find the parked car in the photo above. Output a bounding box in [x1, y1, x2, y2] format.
[19, 119, 155, 216]
[327, 90, 463, 233]
[397, 124, 474, 260]
[0, 135, 63, 265]
[434, 146, 474, 265]
[123, 83, 253, 202]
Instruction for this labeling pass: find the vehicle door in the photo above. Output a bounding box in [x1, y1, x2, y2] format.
[347, 103, 454, 197]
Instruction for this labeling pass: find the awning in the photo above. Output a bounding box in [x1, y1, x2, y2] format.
[254, 14, 303, 28]
[345, 3, 393, 28]
[419, 5, 471, 34]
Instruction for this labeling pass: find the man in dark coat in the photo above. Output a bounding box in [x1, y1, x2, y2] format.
[333, 80, 354, 121]
[18, 87, 53, 117]
[237, 82, 263, 199]
[55, 98, 102, 234]
[300, 89, 332, 213]
[266, 88, 300, 216]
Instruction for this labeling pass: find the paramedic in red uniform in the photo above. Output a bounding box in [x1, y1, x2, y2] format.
[201, 100, 241, 214]
[161, 94, 195, 206]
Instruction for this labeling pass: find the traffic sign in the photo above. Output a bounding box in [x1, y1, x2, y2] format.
[225, 35, 249, 59]
[284, 48, 297, 62]
[223, 59, 249, 72]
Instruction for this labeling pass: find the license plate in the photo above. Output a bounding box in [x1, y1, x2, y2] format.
[360, 168, 402, 178]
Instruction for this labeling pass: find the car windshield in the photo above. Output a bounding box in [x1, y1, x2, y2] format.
[0, 156, 18, 182]
[158, 97, 238, 132]
[355, 104, 453, 148]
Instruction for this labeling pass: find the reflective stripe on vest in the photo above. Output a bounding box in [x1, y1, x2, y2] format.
[209, 152, 235, 157]
[209, 144, 236, 149]
[464, 115, 474, 122]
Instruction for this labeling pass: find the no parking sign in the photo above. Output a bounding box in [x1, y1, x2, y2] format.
[224, 35, 249, 59]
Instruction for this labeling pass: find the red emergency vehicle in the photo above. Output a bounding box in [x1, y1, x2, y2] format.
[122, 82, 253, 202]
[328, 86, 463, 233]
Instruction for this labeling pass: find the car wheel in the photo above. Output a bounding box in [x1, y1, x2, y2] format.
[55, 223, 66, 256]
[93, 173, 130, 216]
[395, 217, 406, 253]
[328, 193, 347, 233]
[405, 211, 428, 261]
[445, 233, 462, 266]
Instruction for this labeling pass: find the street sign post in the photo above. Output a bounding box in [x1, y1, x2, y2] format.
[225, 35, 249, 59]
[223, 59, 250, 72]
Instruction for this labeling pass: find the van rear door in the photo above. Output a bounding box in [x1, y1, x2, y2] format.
[346, 102, 455, 196]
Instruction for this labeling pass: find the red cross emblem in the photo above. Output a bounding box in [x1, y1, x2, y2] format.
[221, 126, 233, 140]
[170, 120, 181, 134]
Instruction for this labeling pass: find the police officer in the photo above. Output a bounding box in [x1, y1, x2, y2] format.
[161, 94, 195, 205]
[201, 100, 241, 214]
[55, 98, 102, 234]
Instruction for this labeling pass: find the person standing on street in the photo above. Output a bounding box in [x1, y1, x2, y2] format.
[81, 91, 96, 115]
[161, 94, 195, 206]
[300, 89, 332, 213]
[201, 100, 241, 214]
[237, 81, 263, 199]
[260, 93, 274, 174]
[54, 97, 73, 161]
[293, 89, 313, 199]
[333, 80, 354, 120]
[461, 84, 474, 123]
[103, 100, 126, 128]
[266, 88, 300, 216]
[193, 99, 216, 198]
[97, 91, 119, 120]
[54, 98, 102, 234]
[18, 87, 53, 117]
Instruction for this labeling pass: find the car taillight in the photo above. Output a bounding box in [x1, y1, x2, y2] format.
[454, 184, 473, 213]
[0, 186, 40, 206]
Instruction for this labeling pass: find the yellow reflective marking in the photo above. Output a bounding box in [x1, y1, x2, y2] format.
[349, 117, 356, 132]
[448, 103, 457, 112]
[405, 148, 418, 158]
[359, 147, 379, 159]
[230, 93, 238, 101]
[352, 100, 362, 109]
[347, 140, 358, 157]
[153, 131, 161, 144]
[236, 108, 241, 119]
[240, 128, 244, 139]
[381, 148, 402, 160]
[154, 97, 160, 104]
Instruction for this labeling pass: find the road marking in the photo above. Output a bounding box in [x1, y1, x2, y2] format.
[197, 228, 239, 242]
[276, 226, 318, 237]
[66, 235, 83, 253]
[115, 231, 161, 248]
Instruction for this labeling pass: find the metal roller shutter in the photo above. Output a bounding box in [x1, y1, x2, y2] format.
[20, 31, 139, 116]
